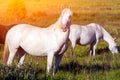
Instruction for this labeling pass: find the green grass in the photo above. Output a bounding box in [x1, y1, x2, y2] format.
[0, 0, 120, 79]
[0, 42, 120, 79]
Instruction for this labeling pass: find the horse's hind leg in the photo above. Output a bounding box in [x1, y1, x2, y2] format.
[7, 48, 17, 66]
[53, 44, 68, 75]
[90, 41, 96, 56]
[17, 47, 26, 67]
[90, 44, 93, 56]
[18, 54, 26, 67]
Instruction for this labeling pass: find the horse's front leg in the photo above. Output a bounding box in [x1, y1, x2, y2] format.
[47, 52, 54, 75]
[17, 48, 26, 67]
[53, 54, 64, 76]
[53, 43, 68, 76]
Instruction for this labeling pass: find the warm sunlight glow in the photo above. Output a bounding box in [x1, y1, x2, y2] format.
[6, 0, 26, 20]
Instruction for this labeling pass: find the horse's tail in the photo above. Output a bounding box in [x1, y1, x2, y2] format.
[2, 42, 9, 65]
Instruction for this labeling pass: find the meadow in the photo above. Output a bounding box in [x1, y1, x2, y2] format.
[0, 0, 120, 79]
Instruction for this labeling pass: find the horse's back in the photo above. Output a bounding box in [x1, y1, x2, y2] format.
[6, 24, 29, 38]
[8, 24, 39, 32]
[5, 24, 37, 46]
[87, 23, 102, 31]
[5, 24, 22, 45]
[87, 23, 103, 39]
[6, 24, 42, 37]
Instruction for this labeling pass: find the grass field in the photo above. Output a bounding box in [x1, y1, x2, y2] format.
[0, 0, 120, 79]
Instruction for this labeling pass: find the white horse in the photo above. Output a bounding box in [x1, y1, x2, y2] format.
[69, 23, 118, 57]
[3, 8, 72, 75]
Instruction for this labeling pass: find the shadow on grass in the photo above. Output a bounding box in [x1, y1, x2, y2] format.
[96, 47, 110, 55]
[94, 45, 120, 55]
[58, 60, 120, 75]
[58, 46, 120, 75]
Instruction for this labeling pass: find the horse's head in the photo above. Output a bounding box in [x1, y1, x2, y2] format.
[60, 8, 72, 32]
[109, 40, 118, 54]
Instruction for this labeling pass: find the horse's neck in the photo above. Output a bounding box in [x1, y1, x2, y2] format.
[50, 17, 63, 30]
[102, 27, 115, 45]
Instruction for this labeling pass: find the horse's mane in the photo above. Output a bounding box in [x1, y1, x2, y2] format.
[47, 8, 72, 31]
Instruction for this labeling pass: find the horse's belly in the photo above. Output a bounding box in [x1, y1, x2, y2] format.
[80, 37, 94, 45]
[80, 31, 96, 45]
[28, 52, 48, 56]
[80, 39, 91, 45]
[21, 45, 48, 56]
[20, 40, 52, 56]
